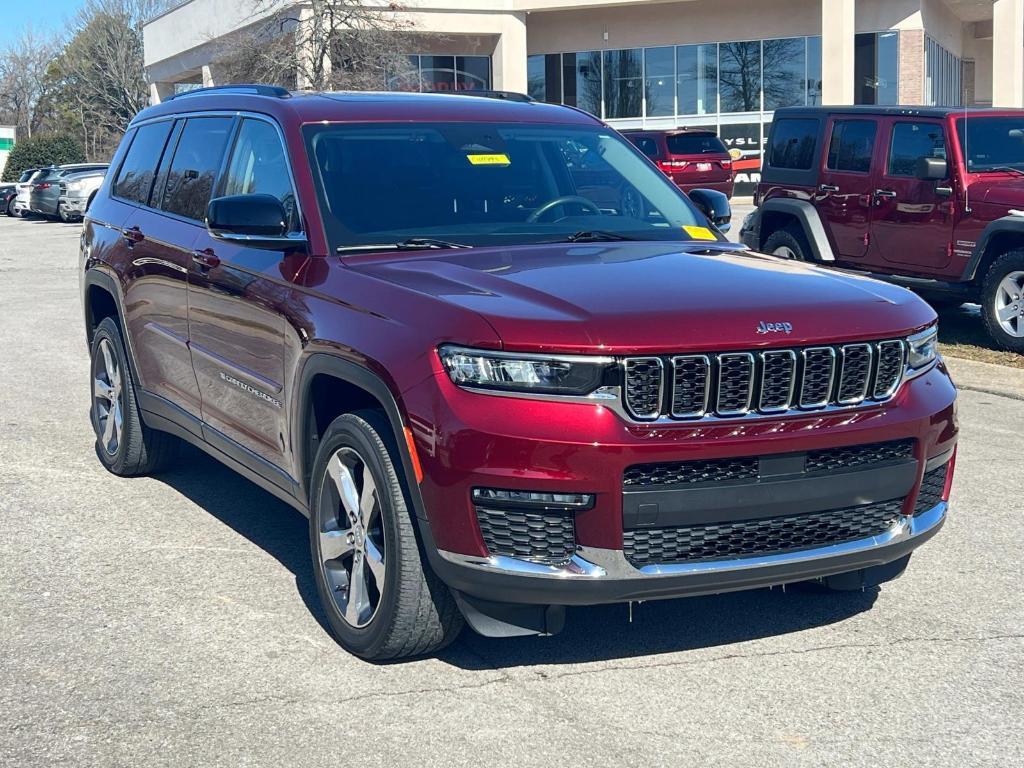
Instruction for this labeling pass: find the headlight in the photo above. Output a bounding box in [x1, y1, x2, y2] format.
[439, 345, 614, 396]
[67, 180, 86, 192]
[906, 323, 939, 372]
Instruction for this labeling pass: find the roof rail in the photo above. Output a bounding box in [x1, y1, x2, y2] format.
[440, 90, 535, 103]
[166, 84, 292, 101]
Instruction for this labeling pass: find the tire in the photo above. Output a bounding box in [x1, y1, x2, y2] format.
[309, 411, 462, 660]
[58, 207, 72, 223]
[5, 198, 15, 217]
[980, 250, 1024, 353]
[90, 317, 178, 476]
[762, 224, 811, 261]
[800, 554, 912, 593]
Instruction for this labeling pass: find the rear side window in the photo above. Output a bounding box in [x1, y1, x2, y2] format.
[160, 117, 234, 222]
[113, 122, 173, 205]
[826, 120, 877, 173]
[888, 122, 946, 176]
[666, 133, 728, 155]
[631, 137, 659, 158]
[221, 118, 301, 232]
[768, 119, 818, 169]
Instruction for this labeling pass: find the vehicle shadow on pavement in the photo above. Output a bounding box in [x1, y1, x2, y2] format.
[156, 445, 879, 666]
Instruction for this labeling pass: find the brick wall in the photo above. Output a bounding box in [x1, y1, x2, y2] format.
[899, 29, 925, 104]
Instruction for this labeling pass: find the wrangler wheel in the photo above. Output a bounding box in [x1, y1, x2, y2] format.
[762, 225, 810, 261]
[981, 250, 1024, 353]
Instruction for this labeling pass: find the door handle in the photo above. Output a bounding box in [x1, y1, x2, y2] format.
[818, 184, 839, 193]
[191, 249, 220, 270]
[122, 226, 144, 246]
[874, 189, 897, 198]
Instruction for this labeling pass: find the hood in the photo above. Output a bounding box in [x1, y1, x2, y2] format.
[967, 176, 1024, 207]
[347, 242, 934, 353]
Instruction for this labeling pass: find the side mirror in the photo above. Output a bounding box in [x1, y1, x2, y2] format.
[915, 157, 948, 181]
[688, 188, 732, 233]
[207, 194, 306, 250]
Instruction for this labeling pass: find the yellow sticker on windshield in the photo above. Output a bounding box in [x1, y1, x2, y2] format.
[467, 153, 511, 166]
[683, 225, 718, 241]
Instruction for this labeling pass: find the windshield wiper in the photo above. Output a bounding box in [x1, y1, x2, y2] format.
[337, 237, 473, 254]
[554, 230, 639, 243]
[984, 166, 1024, 176]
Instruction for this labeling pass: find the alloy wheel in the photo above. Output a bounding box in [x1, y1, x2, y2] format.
[994, 269, 1024, 338]
[93, 338, 124, 456]
[773, 245, 797, 259]
[317, 447, 386, 628]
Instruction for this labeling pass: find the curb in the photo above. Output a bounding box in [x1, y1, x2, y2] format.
[943, 355, 1024, 402]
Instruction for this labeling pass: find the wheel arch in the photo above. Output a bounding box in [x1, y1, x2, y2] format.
[964, 216, 1024, 283]
[294, 354, 427, 521]
[758, 198, 835, 262]
[83, 268, 125, 345]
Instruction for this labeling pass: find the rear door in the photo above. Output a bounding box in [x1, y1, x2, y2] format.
[187, 116, 300, 474]
[867, 118, 953, 272]
[816, 117, 880, 260]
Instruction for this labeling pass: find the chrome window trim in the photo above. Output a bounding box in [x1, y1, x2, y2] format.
[669, 354, 711, 418]
[873, 339, 907, 399]
[623, 357, 665, 421]
[438, 502, 946, 580]
[837, 343, 873, 405]
[798, 346, 836, 409]
[715, 352, 755, 416]
[758, 349, 797, 413]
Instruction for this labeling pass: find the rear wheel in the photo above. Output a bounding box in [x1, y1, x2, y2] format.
[90, 317, 178, 476]
[309, 411, 462, 660]
[980, 250, 1024, 352]
[762, 225, 810, 261]
[5, 198, 15, 217]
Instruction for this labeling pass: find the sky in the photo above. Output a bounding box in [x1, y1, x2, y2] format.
[0, 0, 87, 47]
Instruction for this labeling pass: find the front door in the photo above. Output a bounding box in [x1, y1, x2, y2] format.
[815, 117, 881, 260]
[187, 117, 302, 476]
[867, 118, 954, 272]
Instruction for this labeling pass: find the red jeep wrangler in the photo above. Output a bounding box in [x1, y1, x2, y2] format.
[81, 87, 956, 659]
[740, 106, 1024, 352]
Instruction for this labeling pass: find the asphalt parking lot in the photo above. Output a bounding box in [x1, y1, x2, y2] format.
[1, 214, 1022, 767]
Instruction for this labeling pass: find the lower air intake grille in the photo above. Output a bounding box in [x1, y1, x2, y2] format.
[623, 499, 905, 566]
[623, 456, 759, 487]
[476, 507, 576, 565]
[806, 439, 914, 473]
[914, 463, 949, 515]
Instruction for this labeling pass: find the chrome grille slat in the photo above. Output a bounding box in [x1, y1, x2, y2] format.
[622, 339, 906, 423]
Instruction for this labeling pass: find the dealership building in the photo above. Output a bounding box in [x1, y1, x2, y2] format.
[145, 0, 1024, 192]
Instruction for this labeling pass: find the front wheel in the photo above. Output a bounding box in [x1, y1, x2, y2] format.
[762, 225, 810, 261]
[309, 411, 462, 660]
[980, 251, 1024, 352]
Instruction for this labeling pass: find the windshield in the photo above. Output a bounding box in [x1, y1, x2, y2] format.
[304, 122, 713, 249]
[957, 117, 1024, 171]
[666, 133, 728, 155]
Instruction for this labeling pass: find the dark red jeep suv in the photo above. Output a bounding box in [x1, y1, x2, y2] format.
[80, 86, 957, 660]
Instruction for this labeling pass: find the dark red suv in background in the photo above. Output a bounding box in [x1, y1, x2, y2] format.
[81, 86, 956, 660]
[624, 128, 735, 198]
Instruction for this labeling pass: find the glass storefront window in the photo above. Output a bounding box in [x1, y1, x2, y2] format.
[719, 40, 761, 112]
[644, 46, 675, 117]
[419, 55, 456, 92]
[807, 36, 822, 106]
[603, 48, 643, 119]
[763, 37, 806, 111]
[456, 56, 491, 92]
[527, 54, 545, 101]
[563, 51, 603, 117]
[676, 43, 717, 115]
[854, 32, 899, 105]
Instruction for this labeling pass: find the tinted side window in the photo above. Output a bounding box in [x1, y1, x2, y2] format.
[826, 120, 877, 173]
[222, 119, 300, 232]
[161, 117, 233, 222]
[888, 122, 946, 176]
[768, 119, 818, 170]
[666, 133, 728, 155]
[631, 137, 659, 158]
[113, 122, 173, 204]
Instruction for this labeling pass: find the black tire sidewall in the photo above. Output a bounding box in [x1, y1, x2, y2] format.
[309, 414, 405, 658]
[90, 319, 139, 475]
[763, 228, 808, 260]
[981, 251, 1024, 352]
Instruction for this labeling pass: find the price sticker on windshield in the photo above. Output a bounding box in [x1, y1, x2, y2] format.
[683, 225, 718, 240]
[467, 153, 511, 166]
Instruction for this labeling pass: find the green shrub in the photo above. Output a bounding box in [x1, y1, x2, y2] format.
[2, 135, 86, 182]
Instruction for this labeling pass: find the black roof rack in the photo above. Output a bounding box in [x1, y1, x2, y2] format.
[439, 90, 535, 103]
[166, 84, 292, 101]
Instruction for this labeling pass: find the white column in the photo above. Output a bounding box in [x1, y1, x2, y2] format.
[148, 81, 176, 105]
[821, 0, 855, 105]
[491, 12, 528, 93]
[992, 0, 1024, 107]
[202, 65, 216, 88]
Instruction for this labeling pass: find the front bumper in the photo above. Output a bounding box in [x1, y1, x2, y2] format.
[59, 196, 88, 218]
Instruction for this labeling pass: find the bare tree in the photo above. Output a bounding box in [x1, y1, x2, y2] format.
[0, 27, 60, 139]
[215, 1, 423, 91]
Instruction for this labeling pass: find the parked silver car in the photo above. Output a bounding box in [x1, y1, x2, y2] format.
[57, 167, 108, 222]
[12, 168, 40, 217]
